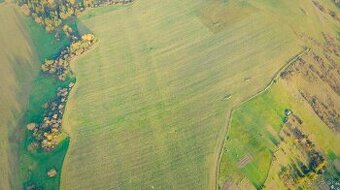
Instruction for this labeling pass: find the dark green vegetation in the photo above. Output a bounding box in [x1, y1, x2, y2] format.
[20, 15, 74, 190]
[22, 15, 70, 61]
[21, 16, 99, 190]
[22, 138, 70, 189]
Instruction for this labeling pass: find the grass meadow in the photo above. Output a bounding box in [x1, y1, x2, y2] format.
[218, 87, 287, 188]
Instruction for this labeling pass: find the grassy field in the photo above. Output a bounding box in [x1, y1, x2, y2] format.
[218, 80, 340, 188]
[0, 4, 40, 190]
[60, 0, 302, 189]
[218, 87, 287, 188]
[23, 16, 70, 62]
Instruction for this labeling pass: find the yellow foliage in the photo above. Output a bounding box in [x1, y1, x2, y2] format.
[47, 134, 53, 141]
[45, 59, 54, 65]
[315, 160, 327, 172]
[20, 4, 30, 16]
[71, 41, 81, 52]
[45, 26, 54, 33]
[68, 0, 76, 4]
[26, 123, 36, 131]
[83, 0, 94, 7]
[47, 168, 57, 177]
[81, 34, 94, 42]
[47, 0, 57, 9]
[308, 172, 317, 180]
[34, 17, 43, 24]
[297, 176, 307, 185]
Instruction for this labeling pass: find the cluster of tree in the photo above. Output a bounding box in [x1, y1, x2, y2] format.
[18, 0, 133, 33]
[28, 34, 96, 151]
[41, 33, 97, 81]
[62, 24, 76, 40]
[18, 0, 93, 32]
[26, 82, 74, 151]
[279, 153, 326, 187]
[279, 119, 327, 188]
[292, 125, 327, 174]
[312, 0, 340, 22]
[29, 22, 96, 152]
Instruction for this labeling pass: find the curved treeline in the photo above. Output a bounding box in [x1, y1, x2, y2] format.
[27, 33, 97, 152]
[23, 20, 97, 190]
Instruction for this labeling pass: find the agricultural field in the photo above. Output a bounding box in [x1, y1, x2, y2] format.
[0, 0, 339, 189]
[0, 4, 40, 190]
[60, 0, 304, 189]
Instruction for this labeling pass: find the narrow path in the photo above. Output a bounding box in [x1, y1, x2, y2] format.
[214, 47, 310, 189]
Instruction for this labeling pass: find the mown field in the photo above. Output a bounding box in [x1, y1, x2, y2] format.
[60, 0, 302, 189]
[0, 4, 39, 190]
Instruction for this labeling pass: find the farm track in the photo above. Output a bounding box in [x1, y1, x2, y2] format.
[214, 47, 310, 189]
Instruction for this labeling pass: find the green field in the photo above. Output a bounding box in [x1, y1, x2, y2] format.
[60, 0, 302, 189]
[218, 87, 286, 188]
[0, 4, 40, 190]
[218, 80, 340, 189]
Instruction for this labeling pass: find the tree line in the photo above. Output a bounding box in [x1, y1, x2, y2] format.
[42, 33, 97, 80]
[18, 0, 132, 32]
[27, 33, 97, 151]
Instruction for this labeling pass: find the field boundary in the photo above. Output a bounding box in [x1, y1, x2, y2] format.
[214, 47, 310, 189]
